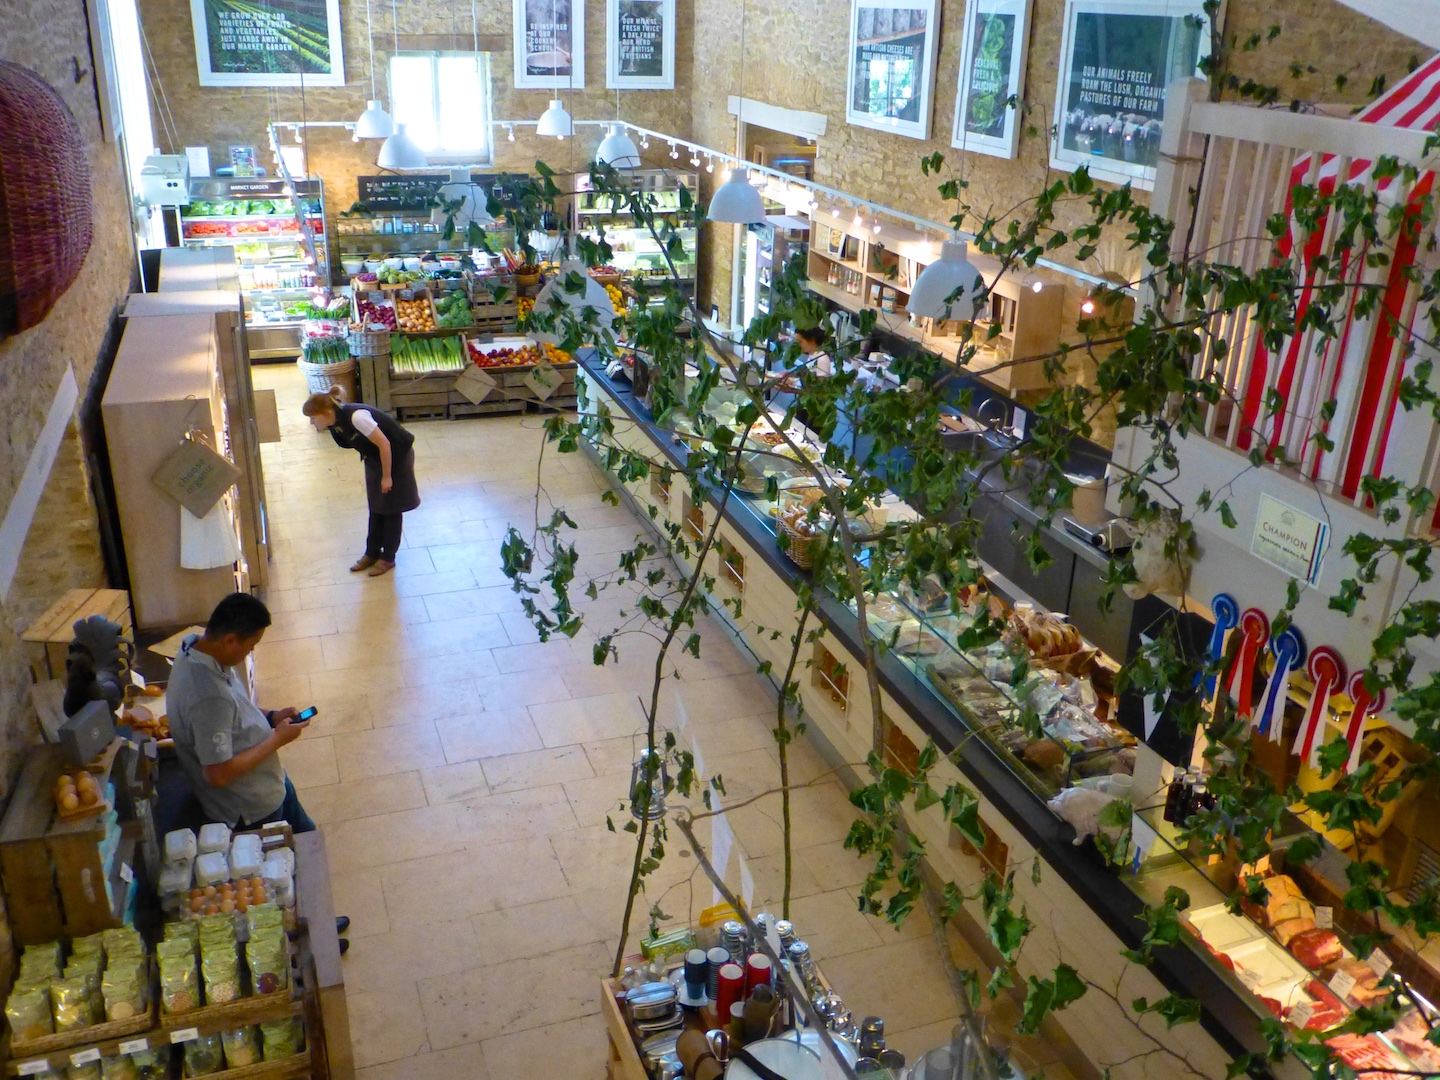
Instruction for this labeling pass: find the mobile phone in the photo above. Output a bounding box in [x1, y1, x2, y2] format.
[295, 706, 318, 722]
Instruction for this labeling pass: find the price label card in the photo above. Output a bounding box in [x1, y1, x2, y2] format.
[70, 1048, 101, 1066]
[1237, 969, 1262, 990]
[1368, 950, 1394, 977]
[18, 1060, 52, 1076]
[120, 862, 134, 883]
[1329, 970, 1357, 1000]
[170, 1027, 200, 1044]
[1314, 906, 1333, 929]
[1288, 1001, 1314, 1029]
[119, 1039, 149, 1055]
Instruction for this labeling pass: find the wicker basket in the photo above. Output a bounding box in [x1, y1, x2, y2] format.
[298, 357, 358, 401]
[348, 327, 392, 356]
[0, 63, 94, 333]
[777, 514, 822, 570]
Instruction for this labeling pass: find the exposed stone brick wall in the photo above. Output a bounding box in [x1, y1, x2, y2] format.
[0, 9, 139, 799]
[688, 0, 1428, 438]
[135, 0, 696, 240]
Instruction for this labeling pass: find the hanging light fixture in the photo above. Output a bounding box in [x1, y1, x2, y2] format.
[596, 123, 641, 169]
[377, 123, 427, 170]
[629, 749, 670, 822]
[353, 0, 393, 138]
[707, 0, 765, 225]
[907, 237, 981, 322]
[530, 259, 617, 345]
[536, 99, 573, 138]
[708, 168, 767, 224]
[433, 167, 495, 230]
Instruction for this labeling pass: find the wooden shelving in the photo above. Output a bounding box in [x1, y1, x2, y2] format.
[804, 209, 1064, 395]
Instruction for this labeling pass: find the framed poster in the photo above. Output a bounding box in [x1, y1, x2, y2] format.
[1051, 0, 1215, 187]
[606, 0, 674, 89]
[514, 0, 585, 89]
[845, 0, 941, 141]
[951, 0, 1031, 159]
[189, 0, 344, 87]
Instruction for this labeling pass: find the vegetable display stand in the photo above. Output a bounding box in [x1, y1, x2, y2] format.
[7, 991, 156, 1063]
[0, 742, 147, 945]
[21, 588, 132, 683]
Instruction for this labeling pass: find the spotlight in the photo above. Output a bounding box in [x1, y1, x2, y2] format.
[1031, 279, 1044, 294]
[706, 156, 714, 173]
[871, 222, 881, 235]
[641, 136, 650, 149]
[1081, 298, 1097, 315]
[690, 153, 700, 167]
[669, 142, 679, 159]
[506, 124, 515, 142]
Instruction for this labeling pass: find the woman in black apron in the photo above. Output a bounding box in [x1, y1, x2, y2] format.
[301, 389, 421, 577]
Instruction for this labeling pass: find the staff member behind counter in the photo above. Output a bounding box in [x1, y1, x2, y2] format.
[167, 594, 351, 948]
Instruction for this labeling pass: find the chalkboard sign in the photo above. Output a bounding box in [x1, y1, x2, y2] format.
[356, 174, 448, 210]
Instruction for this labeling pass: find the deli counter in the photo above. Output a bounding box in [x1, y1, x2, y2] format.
[572, 349, 1440, 1080]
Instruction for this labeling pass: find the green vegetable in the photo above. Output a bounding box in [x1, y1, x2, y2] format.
[301, 337, 350, 365]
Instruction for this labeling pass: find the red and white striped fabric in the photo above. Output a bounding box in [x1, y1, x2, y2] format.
[1236, 55, 1440, 502]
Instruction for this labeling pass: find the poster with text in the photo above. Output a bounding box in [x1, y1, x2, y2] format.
[190, 0, 344, 87]
[514, 0, 586, 89]
[607, 0, 674, 89]
[845, 0, 940, 141]
[951, 0, 1030, 158]
[1051, 0, 1214, 186]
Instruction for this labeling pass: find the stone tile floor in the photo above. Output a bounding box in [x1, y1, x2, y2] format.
[252, 365, 1071, 1080]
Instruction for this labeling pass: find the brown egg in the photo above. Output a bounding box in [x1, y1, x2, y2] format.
[235, 898, 249, 913]
[190, 888, 203, 900]
[190, 896, 204, 913]
[58, 792, 80, 812]
[219, 898, 235, 914]
[203, 885, 218, 899]
[250, 876, 265, 891]
[220, 882, 234, 896]
[253, 887, 267, 903]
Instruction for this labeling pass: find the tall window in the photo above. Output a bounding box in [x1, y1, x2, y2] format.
[389, 51, 494, 164]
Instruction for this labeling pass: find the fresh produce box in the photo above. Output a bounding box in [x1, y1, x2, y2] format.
[392, 334, 467, 374]
[352, 294, 398, 331]
[434, 289, 475, 330]
[395, 290, 437, 333]
[301, 336, 351, 366]
[465, 337, 572, 369]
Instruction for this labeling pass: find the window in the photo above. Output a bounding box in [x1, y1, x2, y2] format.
[389, 51, 493, 164]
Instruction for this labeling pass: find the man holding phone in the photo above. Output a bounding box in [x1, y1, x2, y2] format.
[168, 593, 316, 833]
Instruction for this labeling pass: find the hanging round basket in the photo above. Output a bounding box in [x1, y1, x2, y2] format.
[0, 62, 94, 334]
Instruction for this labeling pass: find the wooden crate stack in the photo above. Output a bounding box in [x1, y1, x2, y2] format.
[4, 924, 321, 1079]
[470, 275, 518, 335]
[0, 742, 145, 946]
[21, 589, 132, 684]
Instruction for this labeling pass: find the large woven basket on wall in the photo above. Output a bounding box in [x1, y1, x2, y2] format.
[0, 62, 94, 334]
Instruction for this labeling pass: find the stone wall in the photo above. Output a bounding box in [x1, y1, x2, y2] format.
[135, 0, 697, 234]
[0, 14, 139, 793]
[689, 0, 1430, 320]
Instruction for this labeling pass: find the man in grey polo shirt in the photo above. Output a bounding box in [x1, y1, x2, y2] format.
[168, 593, 314, 832]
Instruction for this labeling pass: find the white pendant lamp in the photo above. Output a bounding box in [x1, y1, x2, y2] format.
[907, 238, 981, 322]
[433, 168, 495, 229]
[530, 259, 616, 345]
[354, 0, 393, 138]
[596, 124, 641, 169]
[377, 123, 427, 170]
[355, 100, 393, 139]
[708, 169, 767, 225]
[536, 99, 573, 139]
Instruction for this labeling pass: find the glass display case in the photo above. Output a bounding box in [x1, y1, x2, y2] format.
[574, 169, 699, 295]
[1125, 803, 1440, 1075]
[181, 178, 328, 359]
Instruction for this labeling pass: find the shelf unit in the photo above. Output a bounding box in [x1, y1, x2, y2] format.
[180, 179, 328, 359]
[804, 208, 1064, 395]
[573, 169, 699, 296]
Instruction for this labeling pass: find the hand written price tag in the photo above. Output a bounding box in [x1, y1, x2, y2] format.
[453, 365, 497, 405]
[18, 1060, 51, 1076]
[70, 1048, 101, 1066]
[1237, 969, 1263, 991]
[170, 1027, 200, 1044]
[1288, 1001, 1314, 1030]
[1314, 906, 1333, 929]
[1329, 970, 1357, 1000]
[119, 1039, 149, 1055]
[1367, 950, 1394, 978]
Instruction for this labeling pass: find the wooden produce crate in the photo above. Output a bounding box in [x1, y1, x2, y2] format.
[0, 743, 142, 944]
[22, 589, 132, 683]
[353, 354, 392, 411]
[7, 990, 157, 1065]
[600, 977, 648, 1080]
[393, 289, 437, 335]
